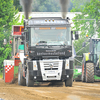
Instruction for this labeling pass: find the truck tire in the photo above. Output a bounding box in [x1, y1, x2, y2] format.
[18, 64, 26, 86]
[85, 63, 94, 83]
[65, 74, 73, 87]
[26, 69, 34, 87]
[82, 63, 85, 82]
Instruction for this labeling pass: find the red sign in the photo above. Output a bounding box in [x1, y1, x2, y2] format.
[12, 25, 24, 36]
[5, 65, 14, 83]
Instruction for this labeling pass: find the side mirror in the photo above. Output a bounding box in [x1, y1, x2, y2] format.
[75, 31, 79, 40]
[71, 31, 73, 40]
[82, 42, 86, 47]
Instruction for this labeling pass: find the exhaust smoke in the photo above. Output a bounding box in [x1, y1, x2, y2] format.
[60, 0, 70, 19]
[20, 0, 33, 19]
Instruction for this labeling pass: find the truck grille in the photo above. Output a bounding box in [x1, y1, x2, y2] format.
[40, 59, 63, 81]
[43, 61, 59, 70]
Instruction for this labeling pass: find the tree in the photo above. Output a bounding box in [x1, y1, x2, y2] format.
[0, 0, 18, 71]
[13, 0, 61, 12]
[32, 0, 61, 12]
[71, 0, 100, 65]
[71, 0, 90, 12]
[32, 0, 74, 12]
[13, 0, 22, 11]
[72, 0, 100, 37]
[13, 0, 74, 12]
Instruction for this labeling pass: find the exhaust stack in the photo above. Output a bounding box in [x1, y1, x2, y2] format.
[60, 0, 70, 19]
[20, 0, 33, 19]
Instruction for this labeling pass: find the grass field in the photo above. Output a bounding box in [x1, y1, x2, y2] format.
[14, 66, 18, 76]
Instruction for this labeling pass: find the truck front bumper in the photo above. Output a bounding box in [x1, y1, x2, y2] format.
[29, 69, 73, 81]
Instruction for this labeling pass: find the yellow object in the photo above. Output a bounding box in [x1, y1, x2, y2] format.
[86, 35, 88, 37]
[20, 26, 24, 32]
[85, 53, 89, 61]
[40, 27, 50, 30]
[56, 27, 66, 29]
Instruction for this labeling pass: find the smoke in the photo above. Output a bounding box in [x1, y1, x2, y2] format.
[60, 0, 70, 19]
[20, 0, 33, 19]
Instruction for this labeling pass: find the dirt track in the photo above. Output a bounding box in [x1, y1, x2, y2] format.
[0, 78, 100, 100]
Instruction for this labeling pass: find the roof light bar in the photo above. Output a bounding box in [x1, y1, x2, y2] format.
[28, 19, 67, 25]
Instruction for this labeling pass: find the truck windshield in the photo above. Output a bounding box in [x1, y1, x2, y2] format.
[30, 27, 71, 46]
[94, 40, 100, 58]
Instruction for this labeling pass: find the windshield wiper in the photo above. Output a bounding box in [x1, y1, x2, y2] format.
[38, 41, 47, 43]
[36, 41, 47, 46]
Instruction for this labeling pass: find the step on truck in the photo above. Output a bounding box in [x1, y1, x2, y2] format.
[18, 17, 79, 87]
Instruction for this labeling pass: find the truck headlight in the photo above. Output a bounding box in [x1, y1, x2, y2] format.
[33, 61, 38, 70]
[65, 60, 69, 69]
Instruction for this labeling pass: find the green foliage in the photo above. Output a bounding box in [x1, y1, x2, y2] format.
[13, 0, 73, 12]
[13, 0, 61, 12]
[72, 0, 100, 37]
[71, 0, 100, 65]
[13, 0, 22, 11]
[16, 15, 24, 25]
[0, 44, 12, 71]
[71, 0, 90, 12]
[0, 0, 18, 71]
[32, 0, 74, 12]
[32, 0, 61, 12]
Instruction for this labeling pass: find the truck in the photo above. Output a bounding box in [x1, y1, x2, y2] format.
[82, 38, 100, 83]
[18, 17, 79, 87]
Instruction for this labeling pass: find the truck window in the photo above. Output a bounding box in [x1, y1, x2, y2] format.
[30, 27, 71, 46]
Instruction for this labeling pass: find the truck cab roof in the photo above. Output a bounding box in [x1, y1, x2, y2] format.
[26, 17, 70, 27]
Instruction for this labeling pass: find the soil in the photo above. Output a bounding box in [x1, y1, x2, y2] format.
[0, 78, 100, 100]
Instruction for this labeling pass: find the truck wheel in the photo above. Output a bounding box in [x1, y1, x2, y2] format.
[18, 64, 26, 86]
[85, 63, 94, 83]
[26, 69, 34, 87]
[82, 63, 85, 82]
[65, 74, 73, 87]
